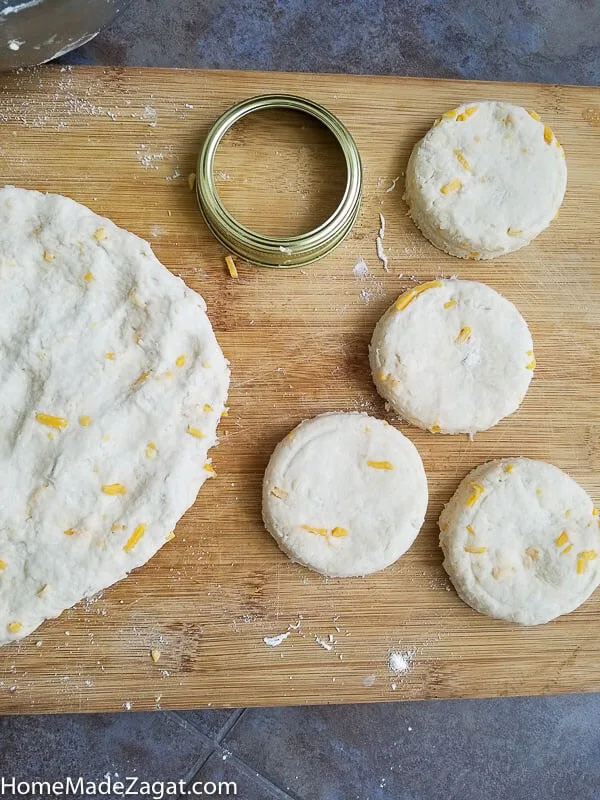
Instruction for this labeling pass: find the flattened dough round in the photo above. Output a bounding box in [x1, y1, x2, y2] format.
[369, 279, 534, 435]
[439, 458, 600, 625]
[0, 186, 230, 646]
[262, 412, 428, 577]
[404, 100, 567, 259]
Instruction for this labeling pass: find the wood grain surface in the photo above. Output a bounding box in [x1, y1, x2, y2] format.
[0, 66, 599, 715]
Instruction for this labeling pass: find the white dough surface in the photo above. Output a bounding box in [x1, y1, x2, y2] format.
[369, 279, 534, 435]
[404, 100, 567, 259]
[0, 186, 230, 646]
[439, 458, 600, 625]
[262, 412, 428, 577]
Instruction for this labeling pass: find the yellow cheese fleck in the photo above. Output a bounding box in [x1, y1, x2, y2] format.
[146, 442, 157, 458]
[430, 424, 441, 433]
[175, 354, 186, 368]
[443, 299, 457, 309]
[94, 227, 107, 242]
[440, 178, 462, 195]
[504, 464, 514, 473]
[111, 523, 126, 532]
[560, 543, 573, 555]
[105, 352, 115, 360]
[102, 483, 127, 495]
[526, 358, 536, 370]
[301, 525, 328, 537]
[124, 523, 146, 552]
[221, 409, 229, 418]
[47, 432, 54, 441]
[468, 251, 480, 259]
[466, 524, 476, 536]
[367, 460, 393, 470]
[35, 412, 68, 430]
[442, 108, 458, 119]
[8, 622, 22, 634]
[577, 558, 586, 574]
[79, 415, 91, 426]
[395, 280, 442, 311]
[133, 371, 151, 387]
[331, 527, 349, 538]
[203, 403, 213, 412]
[270, 486, 288, 500]
[377, 371, 389, 382]
[151, 649, 161, 663]
[465, 483, 485, 507]
[543, 125, 553, 144]
[203, 462, 215, 475]
[64, 528, 77, 536]
[592, 507, 598, 516]
[202, 361, 212, 368]
[565, 509, 571, 518]
[164, 370, 174, 379]
[526, 547, 540, 561]
[555, 531, 569, 547]
[454, 150, 471, 171]
[186, 426, 205, 439]
[580, 550, 598, 560]
[225, 254, 238, 278]
[528, 109, 541, 121]
[0, 559, 7, 570]
[165, 531, 175, 541]
[536, 488, 542, 497]
[456, 106, 478, 121]
[43, 249, 54, 262]
[456, 326, 472, 343]
[464, 546, 487, 554]
[84, 271, 95, 282]
[507, 228, 523, 236]
[491, 566, 502, 580]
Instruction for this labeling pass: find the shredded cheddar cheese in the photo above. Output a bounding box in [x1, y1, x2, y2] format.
[145, 442, 157, 458]
[151, 649, 161, 663]
[440, 178, 462, 195]
[443, 299, 457, 309]
[175, 354, 186, 368]
[430, 424, 441, 433]
[301, 525, 328, 537]
[102, 483, 127, 495]
[105, 352, 115, 360]
[367, 460, 393, 470]
[79, 415, 91, 426]
[203, 462, 215, 474]
[203, 403, 213, 412]
[560, 543, 573, 555]
[543, 125, 553, 144]
[35, 412, 68, 430]
[43, 249, 54, 262]
[133, 371, 151, 386]
[507, 228, 523, 236]
[186, 426, 204, 439]
[442, 108, 458, 119]
[0, 559, 7, 570]
[456, 105, 478, 121]
[225, 255, 238, 278]
[528, 109, 541, 121]
[124, 523, 146, 552]
[94, 227, 107, 242]
[63, 528, 77, 536]
[395, 280, 442, 311]
[464, 546, 487, 554]
[466, 524, 476, 536]
[504, 464, 514, 473]
[84, 271, 94, 282]
[331, 527, 349, 538]
[454, 150, 471, 171]
[525, 547, 540, 561]
[456, 326, 472, 343]
[465, 483, 485, 507]
[8, 622, 22, 634]
[555, 531, 569, 547]
[270, 486, 288, 500]
[165, 531, 175, 541]
[526, 357, 536, 370]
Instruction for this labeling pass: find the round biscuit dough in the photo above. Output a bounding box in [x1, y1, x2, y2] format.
[369, 279, 534, 435]
[404, 100, 567, 260]
[262, 412, 428, 577]
[439, 458, 600, 625]
[0, 186, 230, 646]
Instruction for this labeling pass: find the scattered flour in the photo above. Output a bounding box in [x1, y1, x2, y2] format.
[362, 674, 376, 688]
[385, 176, 401, 193]
[314, 635, 334, 651]
[263, 631, 290, 647]
[388, 650, 413, 675]
[353, 257, 369, 278]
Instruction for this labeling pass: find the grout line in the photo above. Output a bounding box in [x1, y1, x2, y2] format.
[216, 706, 246, 742]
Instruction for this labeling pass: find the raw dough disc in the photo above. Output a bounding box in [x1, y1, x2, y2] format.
[439, 458, 600, 625]
[262, 412, 428, 577]
[369, 278, 534, 435]
[0, 186, 230, 646]
[404, 100, 567, 259]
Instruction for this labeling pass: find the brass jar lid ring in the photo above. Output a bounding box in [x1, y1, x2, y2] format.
[196, 94, 362, 268]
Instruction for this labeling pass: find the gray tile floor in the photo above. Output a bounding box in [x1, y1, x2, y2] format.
[2, 1, 600, 798]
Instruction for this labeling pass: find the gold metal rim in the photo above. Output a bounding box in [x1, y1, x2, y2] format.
[196, 94, 362, 268]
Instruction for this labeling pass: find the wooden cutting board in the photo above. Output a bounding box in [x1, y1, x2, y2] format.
[0, 66, 599, 715]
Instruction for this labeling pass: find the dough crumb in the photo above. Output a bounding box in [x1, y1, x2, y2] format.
[388, 649, 413, 674]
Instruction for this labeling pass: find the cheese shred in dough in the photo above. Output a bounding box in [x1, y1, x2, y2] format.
[439, 459, 600, 625]
[262, 412, 428, 577]
[0, 186, 229, 646]
[404, 101, 567, 259]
